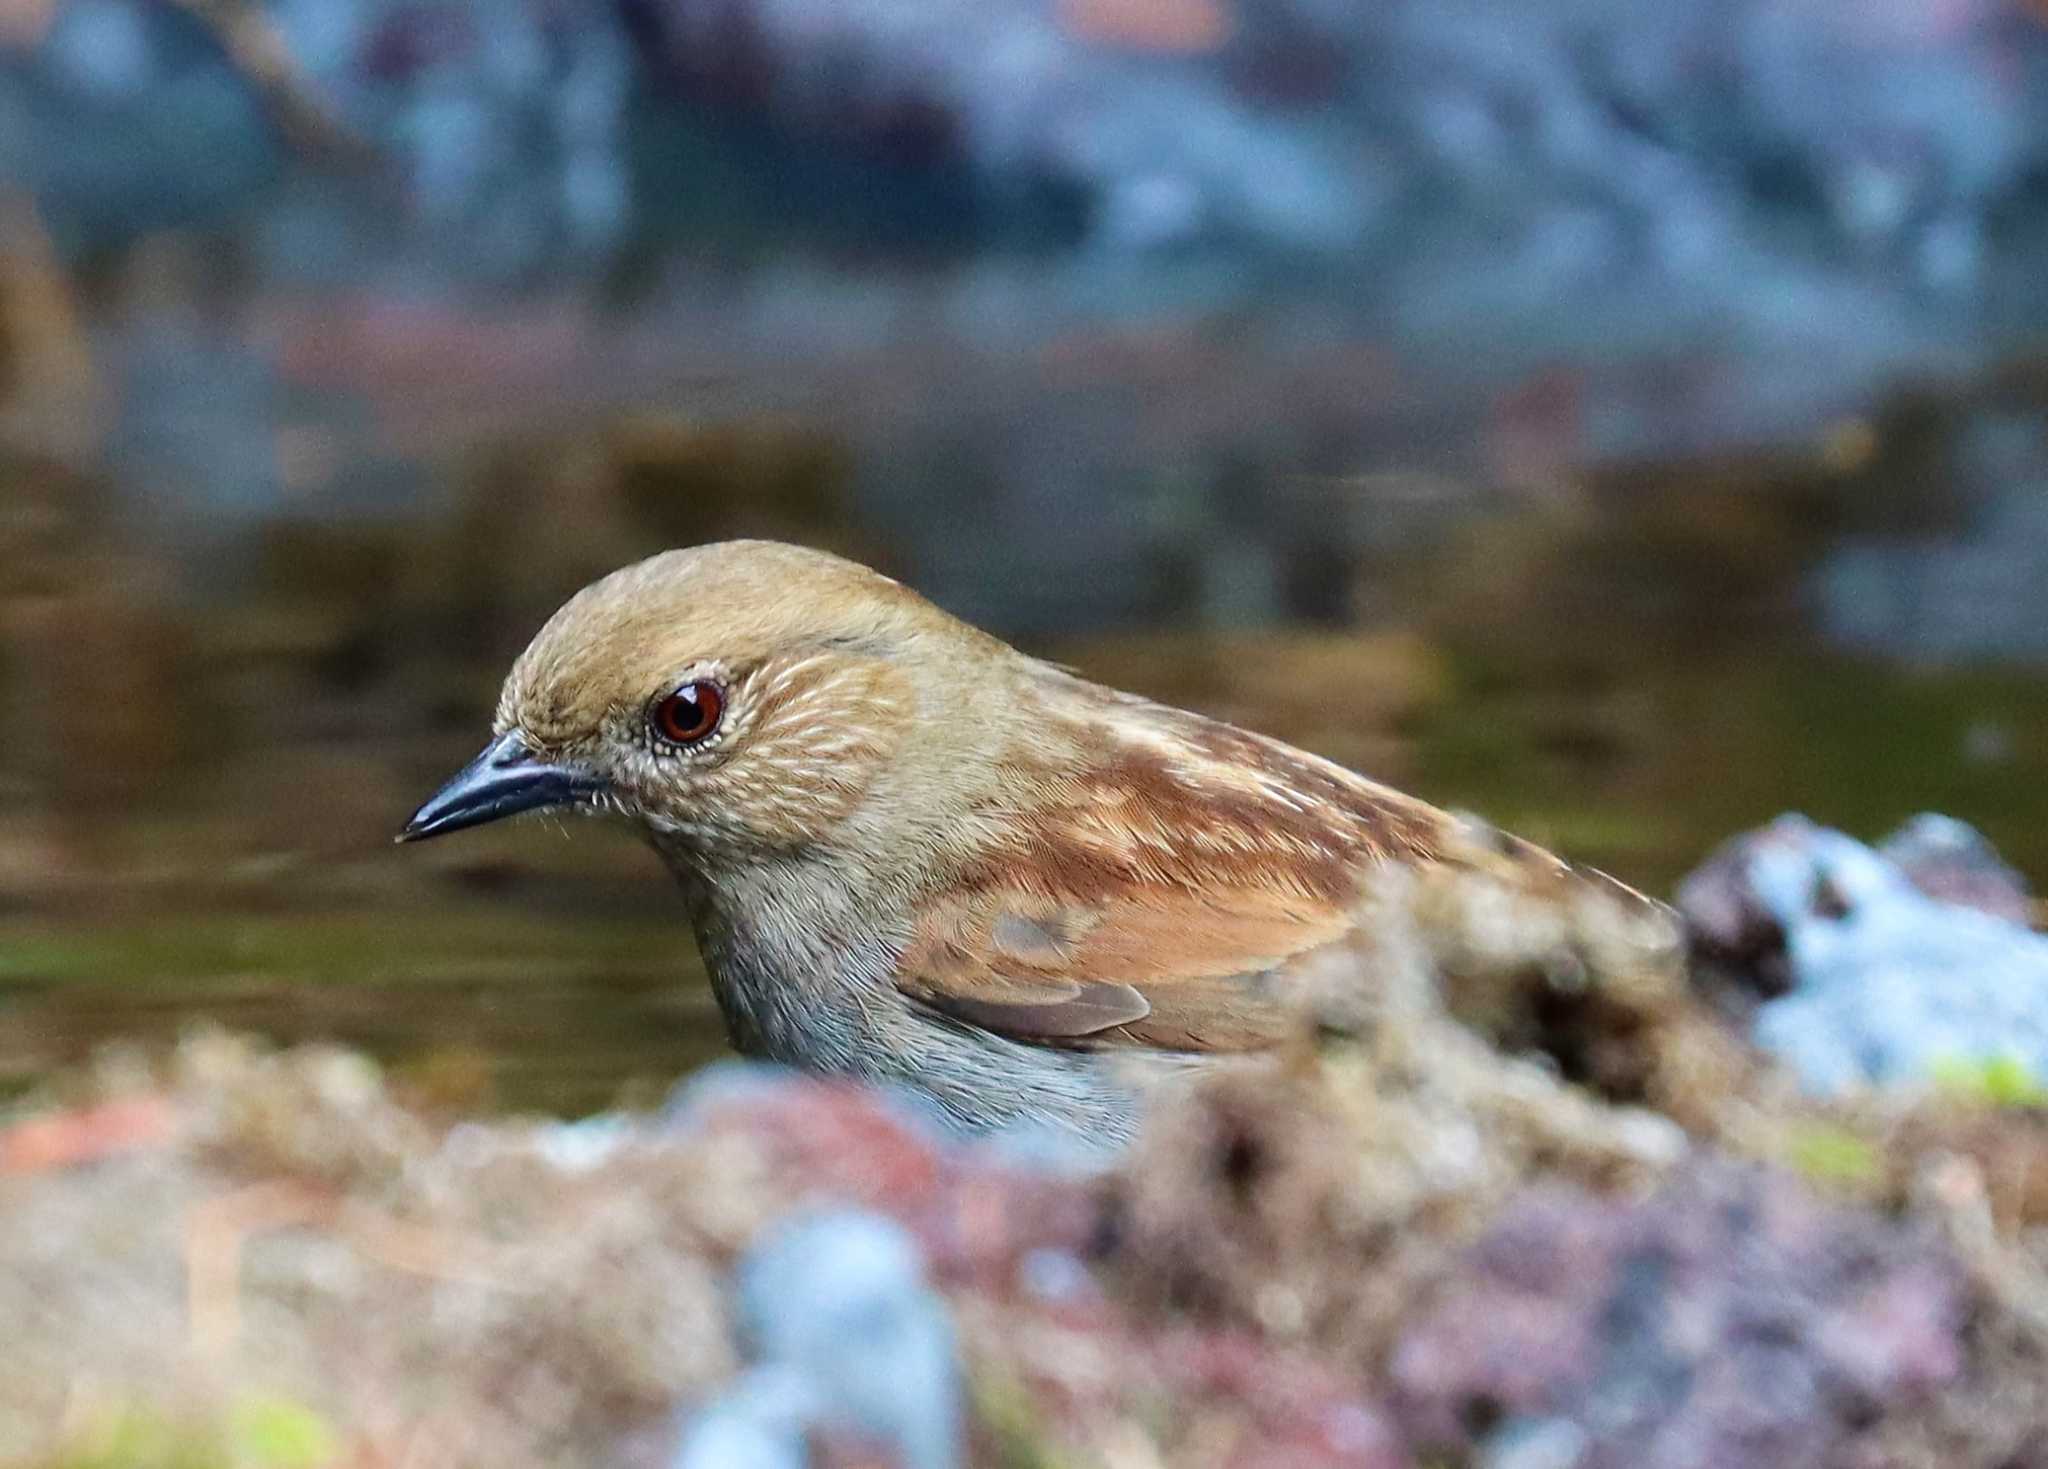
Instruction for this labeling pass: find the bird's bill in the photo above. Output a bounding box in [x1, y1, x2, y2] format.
[397, 731, 601, 843]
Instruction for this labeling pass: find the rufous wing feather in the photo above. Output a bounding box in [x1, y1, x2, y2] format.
[891, 670, 1678, 1054]
[892, 884, 1358, 1051]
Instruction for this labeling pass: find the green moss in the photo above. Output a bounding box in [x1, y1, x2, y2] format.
[1932, 1054, 2048, 1109]
[971, 1367, 1084, 1469]
[42, 1395, 339, 1469]
[225, 1397, 338, 1469]
[1783, 1123, 1885, 1188]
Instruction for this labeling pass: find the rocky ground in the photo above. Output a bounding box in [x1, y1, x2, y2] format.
[7, 817, 2048, 1469]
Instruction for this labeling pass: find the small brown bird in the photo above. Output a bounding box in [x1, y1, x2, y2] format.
[402, 541, 1678, 1141]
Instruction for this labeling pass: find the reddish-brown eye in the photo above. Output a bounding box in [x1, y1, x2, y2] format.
[652, 680, 724, 746]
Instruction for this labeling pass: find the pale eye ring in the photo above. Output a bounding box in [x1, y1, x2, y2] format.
[651, 680, 725, 747]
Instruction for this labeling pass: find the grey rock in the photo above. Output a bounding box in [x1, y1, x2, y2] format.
[658, 1056, 968, 1151]
[1017, 1247, 1097, 1306]
[1741, 816, 2048, 1093]
[531, 1113, 635, 1172]
[736, 1210, 963, 1469]
[1480, 1417, 1589, 1469]
[658, 1057, 809, 1133]
[1877, 812, 2035, 926]
[971, 1113, 1126, 1175]
[1391, 1161, 1965, 1465]
[670, 1366, 818, 1469]
[1678, 810, 2038, 1000]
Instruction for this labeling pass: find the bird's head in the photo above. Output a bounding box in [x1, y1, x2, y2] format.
[400, 541, 1007, 862]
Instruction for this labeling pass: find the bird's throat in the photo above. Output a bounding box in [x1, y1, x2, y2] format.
[656, 837, 902, 1068]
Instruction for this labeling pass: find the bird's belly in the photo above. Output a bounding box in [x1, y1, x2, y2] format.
[703, 947, 1149, 1145]
[682, 872, 1174, 1148]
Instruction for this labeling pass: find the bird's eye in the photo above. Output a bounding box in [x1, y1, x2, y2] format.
[651, 680, 725, 747]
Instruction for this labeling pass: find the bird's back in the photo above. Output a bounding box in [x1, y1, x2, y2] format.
[883, 661, 1682, 1058]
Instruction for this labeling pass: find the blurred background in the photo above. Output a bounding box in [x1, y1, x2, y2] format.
[3, 0, 2047, 1113]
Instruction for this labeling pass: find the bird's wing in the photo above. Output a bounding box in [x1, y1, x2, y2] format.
[890, 820, 1681, 1053]
[889, 677, 1462, 1050]
[892, 880, 1361, 1051]
[887, 674, 1679, 1053]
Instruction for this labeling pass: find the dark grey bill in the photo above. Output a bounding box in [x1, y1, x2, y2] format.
[397, 731, 601, 843]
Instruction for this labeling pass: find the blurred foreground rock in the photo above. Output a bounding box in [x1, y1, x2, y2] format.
[1390, 1162, 1964, 1466]
[1679, 813, 2048, 1094]
[688, 1210, 961, 1469]
[10, 945, 2048, 1469]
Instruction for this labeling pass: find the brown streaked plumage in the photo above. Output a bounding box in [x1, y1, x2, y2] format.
[402, 540, 1681, 1143]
